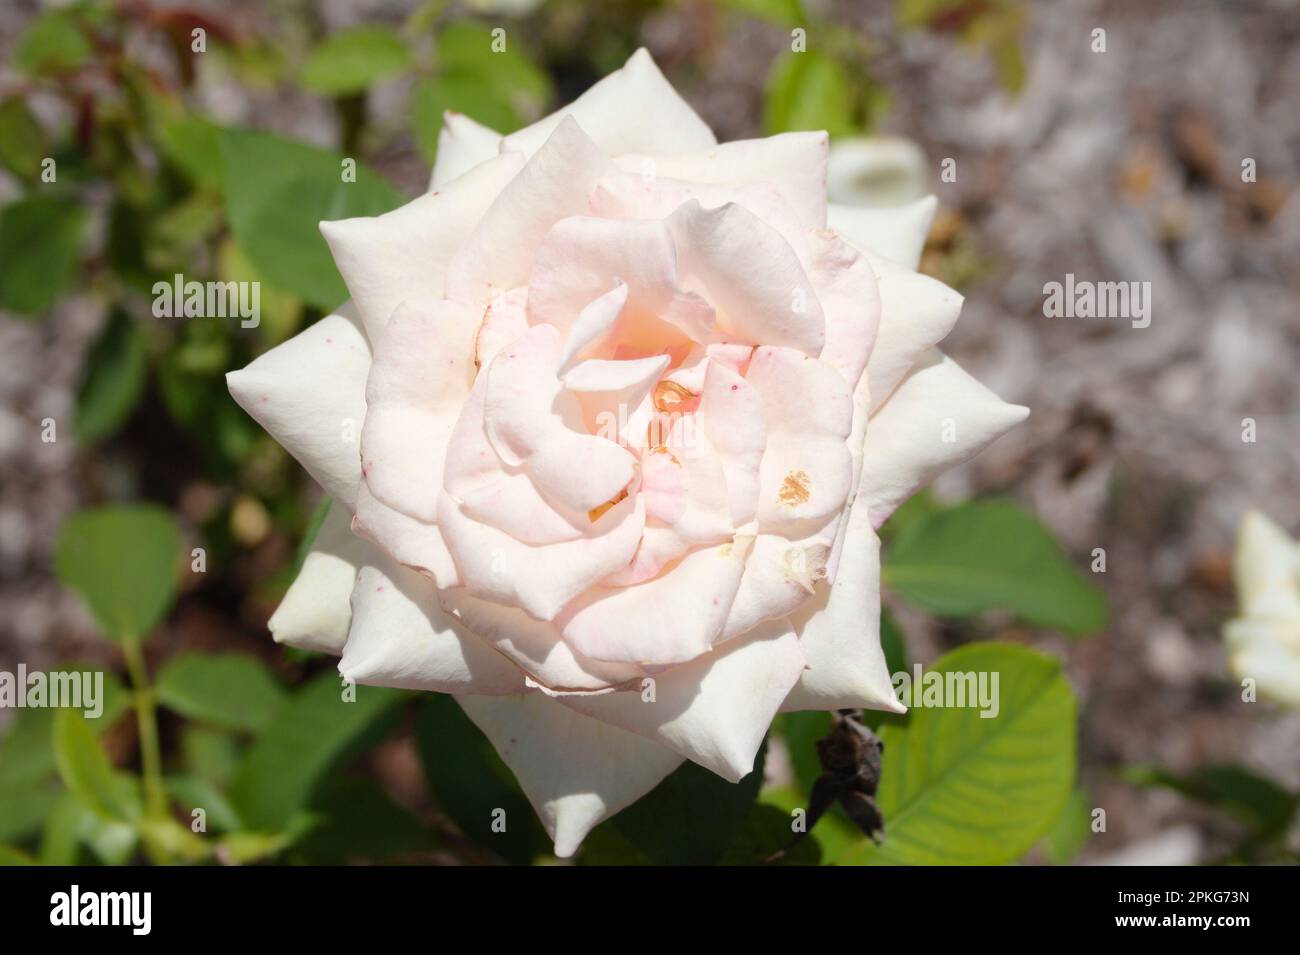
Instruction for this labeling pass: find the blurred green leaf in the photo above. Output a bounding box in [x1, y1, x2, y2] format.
[608, 740, 767, 865]
[295, 777, 436, 862]
[0, 845, 35, 866]
[300, 25, 411, 95]
[878, 489, 941, 543]
[837, 642, 1076, 865]
[0, 780, 60, 842]
[1123, 764, 1299, 840]
[414, 694, 548, 864]
[54, 505, 182, 642]
[720, 802, 822, 865]
[14, 9, 91, 75]
[0, 97, 47, 178]
[227, 672, 404, 831]
[1044, 785, 1092, 865]
[167, 774, 243, 832]
[761, 783, 861, 860]
[716, 0, 806, 25]
[217, 239, 303, 344]
[219, 128, 403, 309]
[74, 310, 149, 445]
[412, 74, 519, 161]
[216, 813, 316, 864]
[155, 653, 287, 733]
[52, 709, 142, 824]
[763, 50, 854, 137]
[0, 196, 86, 316]
[180, 725, 242, 789]
[884, 500, 1107, 636]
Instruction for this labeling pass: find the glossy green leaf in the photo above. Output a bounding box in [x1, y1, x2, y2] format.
[219, 128, 403, 309]
[301, 26, 411, 95]
[227, 672, 404, 831]
[0, 196, 86, 316]
[836, 642, 1076, 865]
[155, 652, 287, 733]
[52, 709, 142, 824]
[763, 50, 854, 137]
[54, 505, 182, 642]
[884, 500, 1107, 636]
[74, 310, 149, 445]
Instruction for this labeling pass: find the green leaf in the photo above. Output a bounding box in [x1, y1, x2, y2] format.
[1123, 764, 1299, 839]
[217, 240, 302, 345]
[0, 196, 87, 316]
[227, 672, 404, 831]
[763, 50, 854, 137]
[0, 845, 35, 866]
[412, 73, 520, 162]
[179, 725, 242, 789]
[155, 652, 287, 733]
[300, 26, 411, 95]
[14, 9, 91, 75]
[74, 310, 149, 445]
[1044, 785, 1092, 865]
[414, 694, 548, 864]
[715, 0, 807, 25]
[219, 128, 403, 309]
[884, 500, 1107, 636]
[0, 97, 47, 178]
[167, 774, 243, 833]
[0, 780, 61, 842]
[720, 803, 822, 865]
[54, 505, 182, 642]
[52, 709, 142, 824]
[836, 642, 1076, 865]
[607, 740, 767, 865]
[295, 777, 436, 862]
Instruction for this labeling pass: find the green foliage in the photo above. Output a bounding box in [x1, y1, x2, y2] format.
[74, 310, 149, 445]
[52, 709, 142, 825]
[0, 196, 87, 316]
[294, 778, 437, 862]
[715, 0, 807, 26]
[0, 97, 47, 178]
[226, 672, 405, 831]
[1043, 785, 1092, 864]
[763, 50, 854, 137]
[884, 500, 1107, 636]
[837, 642, 1076, 865]
[155, 653, 288, 734]
[54, 505, 183, 642]
[13, 8, 91, 75]
[219, 128, 404, 309]
[300, 26, 412, 96]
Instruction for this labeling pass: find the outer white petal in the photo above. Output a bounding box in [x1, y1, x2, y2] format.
[828, 195, 937, 272]
[1233, 510, 1300, 619]
[1224, 618, 1300, 709]
[268, 502, 369, 654]
[457, 691, 684, 857]
[321, 153, 524, 340]
[429, 112, 504, 190]
[226, 303, 370, 507]
[558, 617, 804, 782]
[500, 47, 715, 160]
[339, 552, 524, 694]
[782, 493, 905, 712]
[858, 351, 1029, 528]
[351, 482, 460, 589]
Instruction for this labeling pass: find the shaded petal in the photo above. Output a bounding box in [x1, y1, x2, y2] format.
[828, 195, 937, 271]
[429, 111, 503, 189]
[1233, 510, 1300, 619]
[352, 481, 460, 588]
[457, 691, 684, 857]
[226, 304, 370, 506]
[474, 286, 529, 371]
[806, 229, 879, 393]
[559, 617, 804, 782]
[340, 553, 524, 694]
[268, 502, 368, 654]
[858, 351, 1029, 527]
[721, 534, 829, 641]
[321, 153, 524, 340]
[699, 358, 766, 527]
[500, 47, 715, 159]
[1224, 618, 1300, 709]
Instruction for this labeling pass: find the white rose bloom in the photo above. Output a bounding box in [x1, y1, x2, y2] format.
[1225, 510, 1300, 708]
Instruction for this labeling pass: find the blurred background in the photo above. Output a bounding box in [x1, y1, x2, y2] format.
[0, 0, 1297, 866]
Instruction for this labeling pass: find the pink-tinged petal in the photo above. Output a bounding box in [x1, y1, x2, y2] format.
[861, 249, 963, 412]
[806, 230, 879, 393]
[639, 448, 687, 524]
[269, 502, 368, 654]
[226, 303, 370, 507]
[456, 691, 684, 858]
[560, 535, 754, 665]
[429, 111, 503, 190]
[746, 347, 854, 540]
[612, 131, 829, 227]
[447, 117, 609, 309]
[559, 617, 804, 782]
[859, 351, 1029, 527]
[360, 301, 479, 524]
[439, 490, 645, 621]
[699, 359, 766, 526]
[824, 384, 872, 584]
[782, 495, 904, 713]
[321, 153, 524, 340]
[500, 48, 715, 160]
[529, 217, 714, 354]
[561, 354, 669, 397]
[720, 534, 829, 642]
[352, 482, 459, 589]
[457, 472, 587, 545]
[529, 430, 637, 514]
[555, 281, 628, 371]
[442, 590, 644, 693]
[667, 200, 825, 356]
[482, 323, 566, 467]
[474, 286, 529, 371]
[339, 554, 524, 694]
[828, 195, 938, 271]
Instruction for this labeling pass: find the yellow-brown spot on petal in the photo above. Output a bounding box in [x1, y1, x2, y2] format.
[653, 379, 695, 413]
[778, 470, 812, 507]
[588, 487, 629, 523]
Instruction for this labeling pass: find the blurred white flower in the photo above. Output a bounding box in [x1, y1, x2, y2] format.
[827, 136, 929, 207]
[1224, 510, 1300, 708]
[464, 0, 544, 15]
